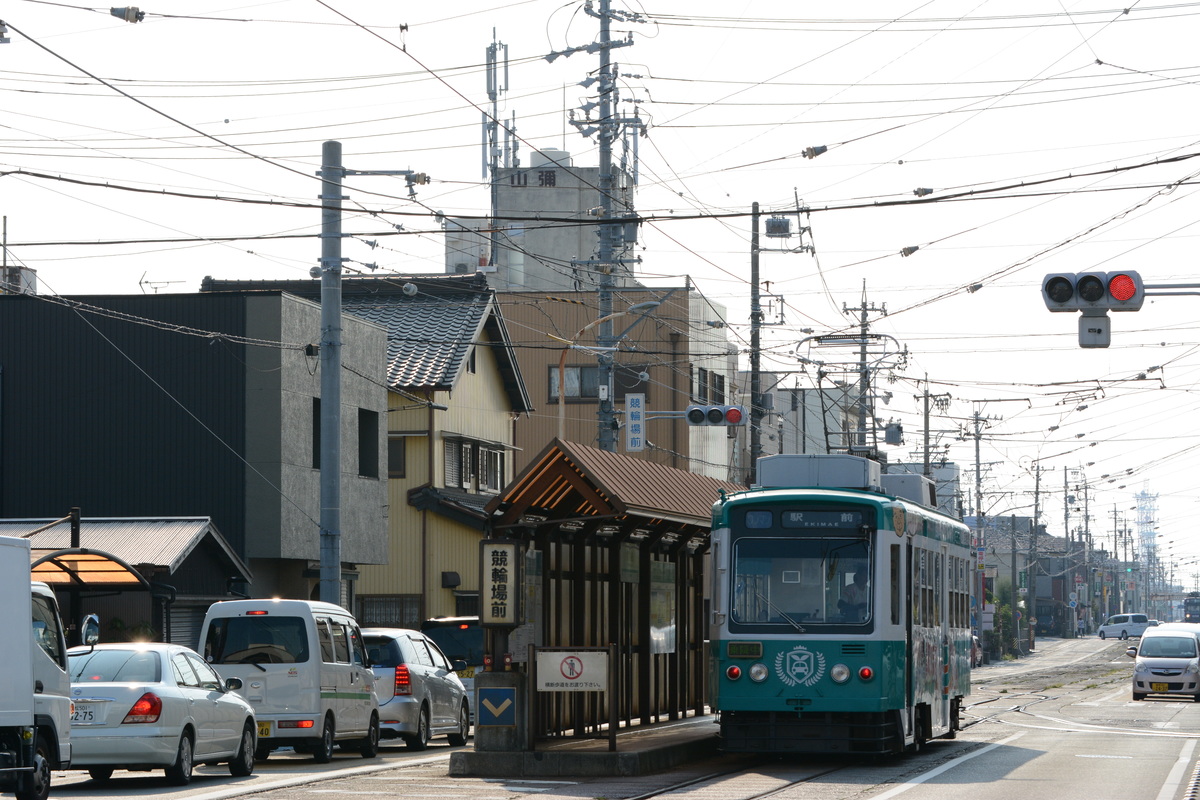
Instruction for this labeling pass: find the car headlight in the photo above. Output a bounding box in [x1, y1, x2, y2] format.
[830, 663, 851, 684]
[748, 662, 769, 683]
[1135, 662, 1151, 675]
[1187, 661, 1200, 676]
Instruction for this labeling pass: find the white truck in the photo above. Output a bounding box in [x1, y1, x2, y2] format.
[0, 535, 88, 800]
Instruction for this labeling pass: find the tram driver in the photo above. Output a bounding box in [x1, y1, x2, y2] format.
[838, 569, 870, 621]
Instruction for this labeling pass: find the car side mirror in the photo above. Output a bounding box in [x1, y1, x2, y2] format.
[451, 659, 468, 673]
[225, 677, 244, 691]
[80, 613, 101, 647]
[1125, 646, 1137, 658]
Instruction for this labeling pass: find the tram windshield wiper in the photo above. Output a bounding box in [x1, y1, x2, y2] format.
[755, 591, 806, 633]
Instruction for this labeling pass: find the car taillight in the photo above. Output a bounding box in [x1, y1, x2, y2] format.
[123, 692, 162, 724]
[394, 664, 412, 696]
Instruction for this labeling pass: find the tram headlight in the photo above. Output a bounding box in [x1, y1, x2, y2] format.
[726, 665, 742, 681]
[748, 663, 769, 682]
[830, 663, 851, 684]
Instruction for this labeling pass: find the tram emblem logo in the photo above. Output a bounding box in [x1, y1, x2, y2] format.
[775, 645, 826, 687]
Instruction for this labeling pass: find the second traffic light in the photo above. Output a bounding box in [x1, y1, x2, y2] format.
[686, 404, 746, 426]
[1042, 271, 1144, 312]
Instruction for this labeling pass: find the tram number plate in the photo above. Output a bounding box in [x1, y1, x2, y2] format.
[1152, 683, 1170, 693]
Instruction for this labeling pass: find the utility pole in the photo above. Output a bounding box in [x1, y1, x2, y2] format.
[484, 31, 513, 275]
[317, 141, 345, 607]
[749, 202, 763, 483]
[317, 141, 427, 604]
[1030, 464, 1040, 650]
[1011, 515, 1019, 656]
[843, 287, 886, 452]
[559, 0, 644, 451]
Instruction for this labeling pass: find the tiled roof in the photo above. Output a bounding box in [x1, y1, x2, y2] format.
[200, 274, 531, 410]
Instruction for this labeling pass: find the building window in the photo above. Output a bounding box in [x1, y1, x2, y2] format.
[358, 409, 379, 478]
[466, 347, 477, 374]
[549, 364, 648, 403]
[460, 441, 474, 489]
[696, 367, 709, 403]
[311, 397, 321, 469]
[445, 437, 504, 493]
[387, 436, 406, 479]
[357, 595, 422, 628]
[711, 372, 726, 404]
[481, 448, 503, 493]
[455, 593, 480, 617]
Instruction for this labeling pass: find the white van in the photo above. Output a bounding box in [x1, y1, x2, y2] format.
[1127, 623, 1200, 701]
[198, 599, 379, 762]
[1098, 613, 1152, 640]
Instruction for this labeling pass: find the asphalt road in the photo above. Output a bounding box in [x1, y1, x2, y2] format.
[45, 636, 1199, 800]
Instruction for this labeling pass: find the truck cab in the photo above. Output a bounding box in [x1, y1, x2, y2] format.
[0, 536, 88, 800]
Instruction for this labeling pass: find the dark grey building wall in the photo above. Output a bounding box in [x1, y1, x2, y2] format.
[0, 294, 249, 554]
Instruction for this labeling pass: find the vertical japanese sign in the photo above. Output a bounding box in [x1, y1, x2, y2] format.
[481, 540, 520, 626]
[625, 393, 645, 452]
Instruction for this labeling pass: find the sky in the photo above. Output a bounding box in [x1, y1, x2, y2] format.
[3, 0, 1200, 584]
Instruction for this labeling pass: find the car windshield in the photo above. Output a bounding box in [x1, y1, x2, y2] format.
[70, 649, 162, 683]
[1140, 636, 1198, 658]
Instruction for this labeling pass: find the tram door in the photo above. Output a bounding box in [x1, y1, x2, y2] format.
[937, 545, 950, 734]
[904, 541, 915, 734]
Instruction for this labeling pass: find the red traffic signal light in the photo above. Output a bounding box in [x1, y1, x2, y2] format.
[1041, 271, 1143, 312]
[685, 404, 746, 426]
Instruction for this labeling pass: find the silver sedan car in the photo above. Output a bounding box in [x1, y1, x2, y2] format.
[68, 643, 256, 784]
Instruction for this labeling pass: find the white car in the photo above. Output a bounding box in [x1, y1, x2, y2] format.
[1098, 613, 1152, 640]
[363, 628, 470, 750]
[68, 643, 256, 785]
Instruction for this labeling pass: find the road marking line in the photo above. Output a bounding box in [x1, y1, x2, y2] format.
[1155, 738, 1197, 800]
[870, 733, 1025, 800]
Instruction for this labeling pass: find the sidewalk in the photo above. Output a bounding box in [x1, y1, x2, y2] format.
[449, 715, 720, 778]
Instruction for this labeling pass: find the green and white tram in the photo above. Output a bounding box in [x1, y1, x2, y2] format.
[709, 454, 973, 755]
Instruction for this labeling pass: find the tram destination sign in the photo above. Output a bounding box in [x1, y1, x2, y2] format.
[781, 510, 865, 529]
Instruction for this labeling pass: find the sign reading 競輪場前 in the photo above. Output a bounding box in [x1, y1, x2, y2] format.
[481, 540, 520, 626]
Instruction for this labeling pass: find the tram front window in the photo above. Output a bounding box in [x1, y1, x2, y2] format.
[731, 537, 871, 628]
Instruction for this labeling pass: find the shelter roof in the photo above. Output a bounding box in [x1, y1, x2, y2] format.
[0, 516, 251, 587]
[488, 439, 743, 545]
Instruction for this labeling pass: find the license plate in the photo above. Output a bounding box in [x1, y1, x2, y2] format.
[72, 702, 104, 725]
[459, 667, 475, 679]
[257, 721, 272, 738]
[1152, 683, 1170, 692]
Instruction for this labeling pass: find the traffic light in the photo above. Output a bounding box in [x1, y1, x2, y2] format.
[1042, 271, 1144, 312]
[685, 404, 746, 426]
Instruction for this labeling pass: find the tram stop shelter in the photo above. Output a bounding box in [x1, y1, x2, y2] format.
[455, 439, 742, 777]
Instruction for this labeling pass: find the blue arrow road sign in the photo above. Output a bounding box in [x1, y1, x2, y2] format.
[477, 687, 516, 727]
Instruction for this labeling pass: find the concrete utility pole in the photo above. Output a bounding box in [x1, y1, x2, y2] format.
[842, 288, 887, 451]
[559, 0, 644, 451]
[317, 141, 345, 607]
[317, 141, 427, 605]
